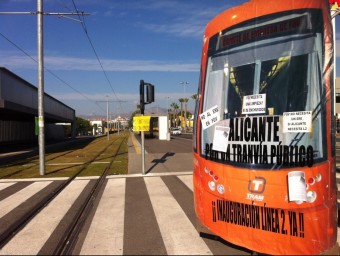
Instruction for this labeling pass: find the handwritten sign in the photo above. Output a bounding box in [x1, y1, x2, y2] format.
[242, 94, 266, 114]
[200, 105, 220, 130]
[283, 111, 312, 133]
[133, 116, 151, 132]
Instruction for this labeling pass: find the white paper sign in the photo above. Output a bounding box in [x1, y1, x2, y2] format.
[283, 111, 312, 133]
[200, 105, 220, 130]
[212, 126, 230, 152]
[288, 171, 307, 203]
[242, 94, 266, 114]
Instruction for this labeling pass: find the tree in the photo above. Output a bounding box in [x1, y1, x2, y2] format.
[179, 98, 184, 123]
[183, 98, 189, 132]
[191, 93, 199, 101]
[129, 110, 140, 128]
[76, 117, 92, 136]
[170, 102, 179, 127]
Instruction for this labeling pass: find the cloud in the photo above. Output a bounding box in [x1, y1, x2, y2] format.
[84, 0, 228, 38]
[0, 52, 199, 72]
[135, 5, 225, 38]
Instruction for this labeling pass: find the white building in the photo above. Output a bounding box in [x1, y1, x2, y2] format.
[90, 120, 106, 134]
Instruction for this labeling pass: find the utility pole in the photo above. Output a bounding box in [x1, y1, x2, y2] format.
[106, 96, 109, 140]
[165, 96, 170, 120]
[97, 98, 127, 140]
[96, 96, 110, 141]
[37, 0, 45, 176]
[0, 2, 89, 176]
[139, 80, 155, 175]
[165, 96, 171, 140]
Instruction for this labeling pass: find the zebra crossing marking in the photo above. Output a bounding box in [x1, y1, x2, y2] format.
[0, 182, 15, 191]
[80, 178, 126, 255]
[0, 173, 339, 255]
[144, 176, 212, 255]
[0, 180, 89, 255]
[0, 181, 52, 218]
[177, 174, 193, 191]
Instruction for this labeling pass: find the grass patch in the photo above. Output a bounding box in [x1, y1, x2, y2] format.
[0, 132, 130, 179]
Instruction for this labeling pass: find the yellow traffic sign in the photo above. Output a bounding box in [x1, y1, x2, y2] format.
[133, 116, 151, 132]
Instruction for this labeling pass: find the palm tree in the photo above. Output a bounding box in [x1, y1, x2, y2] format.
[179, 98, 184, 127]
[170, 102, 179, 127]
[191, 93, 199, 101]
[183, 98, 189, 132]
[178, 98, 184, 112]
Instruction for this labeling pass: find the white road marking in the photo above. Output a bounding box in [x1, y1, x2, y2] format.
[0, 181, 52, 218]
[80, 178, 126, 255]
[144, 176, 212, 255]
[0, 182, 15, 192]
[0, 180, 89, 255]
[177, 175, 193, 191]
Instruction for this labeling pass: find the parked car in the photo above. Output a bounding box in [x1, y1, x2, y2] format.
[171, 128, 182, 135]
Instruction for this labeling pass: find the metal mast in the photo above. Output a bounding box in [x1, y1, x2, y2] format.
[0, 2, 89, 175]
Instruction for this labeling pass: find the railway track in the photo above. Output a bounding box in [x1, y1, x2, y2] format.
[0, 134, 127, 179]
[0, 133, 127, 254]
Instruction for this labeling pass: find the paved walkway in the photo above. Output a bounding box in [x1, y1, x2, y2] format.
[127, 132, 193, 175]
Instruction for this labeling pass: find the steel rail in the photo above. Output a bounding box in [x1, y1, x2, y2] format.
[53, 135, 126, 255]
[0, 135, 124, 249]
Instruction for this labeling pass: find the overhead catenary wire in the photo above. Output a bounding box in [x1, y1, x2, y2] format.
[0, 2, 127, 117]
[0, 31, 105, 114]
[71, 0, 124, 114]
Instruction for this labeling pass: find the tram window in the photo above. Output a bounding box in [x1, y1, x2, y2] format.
[226, 63, 256, 117]
[260, 55, 308, 114]
[202, 51, 326, 167]
[223, 55, 309, 118]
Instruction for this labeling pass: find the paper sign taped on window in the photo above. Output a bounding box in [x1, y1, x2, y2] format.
[212, 126, 230, 152]
[200, 105, 220, 130]
[282, 111, 312, 133]
[242, 94, 266, 114]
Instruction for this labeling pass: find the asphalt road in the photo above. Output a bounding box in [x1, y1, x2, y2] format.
[0, 133, 340, 255]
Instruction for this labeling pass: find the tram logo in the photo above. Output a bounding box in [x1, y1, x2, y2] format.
[247, 177, 266, 201]
[248, 177, 266, 194]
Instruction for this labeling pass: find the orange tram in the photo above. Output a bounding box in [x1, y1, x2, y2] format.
[192, 0, 339, 254]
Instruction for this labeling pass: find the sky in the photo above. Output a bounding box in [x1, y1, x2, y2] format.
[1, 0, 340, 119]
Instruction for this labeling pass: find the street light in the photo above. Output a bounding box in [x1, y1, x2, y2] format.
[180, 81, 190, 95]
[165, 96, 170, 114]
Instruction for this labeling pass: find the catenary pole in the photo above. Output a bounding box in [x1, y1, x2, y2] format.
[96, 99, 127, 140]
[37, 0, 45, 175]
[0, 4, 89, 176]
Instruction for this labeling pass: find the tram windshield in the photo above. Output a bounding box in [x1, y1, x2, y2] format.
[201, 10, 326, 169]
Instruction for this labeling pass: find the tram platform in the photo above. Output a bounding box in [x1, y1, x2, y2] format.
[127, 132, 193, 175]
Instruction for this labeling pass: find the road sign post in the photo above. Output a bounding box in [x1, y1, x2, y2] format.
[138, 80, 155, 175]
[133, 115, 151, 175]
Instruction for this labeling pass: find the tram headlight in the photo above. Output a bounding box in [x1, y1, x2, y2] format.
[208, 181, 216, 191]
[306, 191, 317, 203]
[315, 173, 322, 182]
[217, 184, 225, 194]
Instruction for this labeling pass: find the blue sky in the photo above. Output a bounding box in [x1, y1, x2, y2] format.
[1, 0, 340, 118]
